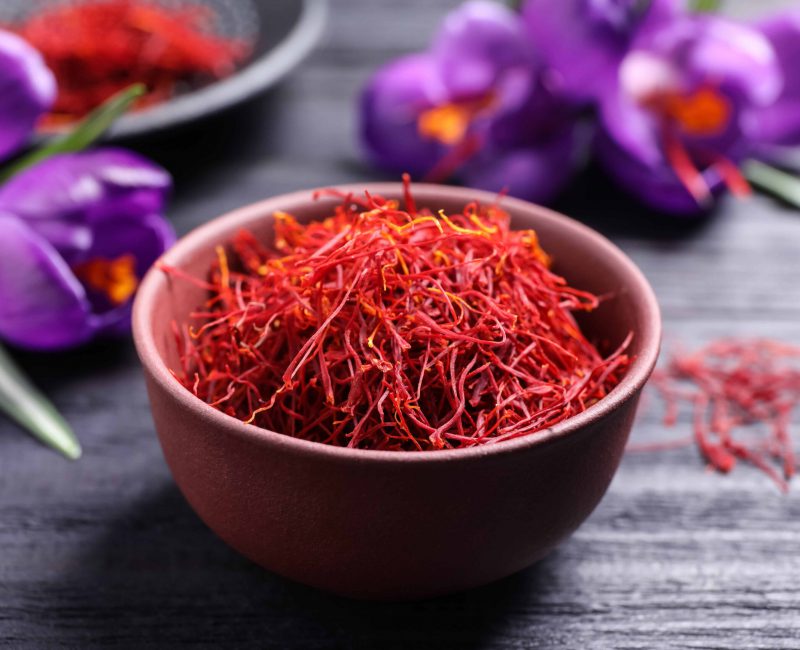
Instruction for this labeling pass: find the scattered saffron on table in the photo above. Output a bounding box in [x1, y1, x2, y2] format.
[9, 0, 251, 124]
[162, 183, 631, 451]
[632, 339, 800, 492]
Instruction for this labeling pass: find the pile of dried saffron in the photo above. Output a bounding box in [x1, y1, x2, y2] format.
[641, 339, 800, 492]
[164, 187, 630, 451]
[10, 0, 250, 123]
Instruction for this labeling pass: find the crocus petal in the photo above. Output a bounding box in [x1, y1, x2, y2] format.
[595, 128, 724, 215]
[755, 11, 800, 145]
[434, 1, 535, 109]
[649, 16, 781, 107]
[461, 127, 581, 204]
[0, 31, 55, 161]
[0, 148, 171, 264]
[360, 54, 448, 177]
[0, 215, 93, 350]
[84, 213, 176, 336]
[598, 86, 663, 169]
[522, 0, 680, 103]
[598, 75, 728, 215]
[89, 213, 175, 275]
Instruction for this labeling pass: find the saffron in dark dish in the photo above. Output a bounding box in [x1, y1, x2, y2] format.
[10, 0, 250, 125]
[162, 185, 631, 451]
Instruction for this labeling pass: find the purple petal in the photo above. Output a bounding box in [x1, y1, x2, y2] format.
[0, 215, 94, 350]
[89, 213, 175, 275]
[0, 148, 171, 264]
[597, 79, 728, 215]
[434, 1, 535, 109]
[0, 31, 55, 161]
[86, 213, 176, 336]
[490, 76, 582, 149]
[359, 54, 448, 177]
[522, 0, 680, 103]
[598, 84, 663, 169]
[595, 128, 724, 215]
[0, 148, 175, 346]
[755, 11, 800, 145]
[647, 16, 781, 107]
[461, 127, 581, 204]
[593, 12, 780, 216]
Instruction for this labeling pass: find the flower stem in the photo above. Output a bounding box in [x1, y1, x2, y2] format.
[691, 0, 721, 12]
[743, 159, 800, 209]
[0, 345, 81, 460]
[0, 83, 146, 182]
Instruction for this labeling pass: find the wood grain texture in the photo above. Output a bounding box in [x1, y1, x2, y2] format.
[2, 0, 800, 647]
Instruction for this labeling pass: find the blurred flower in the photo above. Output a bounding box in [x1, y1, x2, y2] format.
[361, 54, 446, 179]
[458, 83, 584, 201]
[0, 27, 170, 458]
[754, 11, 800, 146]
[360, 0, 800, 215]
[0, 149, 174, 350]
[0, 31, 55, 160]
[360, 0, 582, 202]
[594, 14, 781, 214]
[522, 0, 681, 103]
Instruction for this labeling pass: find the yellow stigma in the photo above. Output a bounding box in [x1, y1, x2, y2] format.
[662, 87, 731, 136]
[417, 103, 472, 145]
[73, 254, 138, 305]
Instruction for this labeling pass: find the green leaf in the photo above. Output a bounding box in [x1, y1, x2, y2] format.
[0, 84, 146, 182]
[743, 159, 800, 209]
[691, 0, 721, 12]
[0, 345, 81, 460]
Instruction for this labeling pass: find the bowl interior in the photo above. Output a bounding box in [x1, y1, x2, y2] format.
[145, 184, 659, 409]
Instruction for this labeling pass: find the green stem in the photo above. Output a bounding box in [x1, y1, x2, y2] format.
[691, 0, 721, 12]
[744, 159, 800, 209]
[0, 346, 81, 460]
[0, 83, 146, 182]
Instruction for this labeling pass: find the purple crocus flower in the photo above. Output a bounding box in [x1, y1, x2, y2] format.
[594, 14, 782, 214]
[522, 0, 682, 103]
[459, 80, 584, 201]
[0, 149, 174, 350]
[755, 11, 800, 146]
[360, 0, 581, 203]
[0, 31, 55, 161]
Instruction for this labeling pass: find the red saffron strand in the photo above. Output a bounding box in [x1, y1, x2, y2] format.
[163, 186, 631, 451]
[639, 339, 800, 491]
[9, 0, 251, 124]
[662, 127, 712, 206]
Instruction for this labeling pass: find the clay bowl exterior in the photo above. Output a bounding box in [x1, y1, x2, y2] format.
[133, 183, 661, 600]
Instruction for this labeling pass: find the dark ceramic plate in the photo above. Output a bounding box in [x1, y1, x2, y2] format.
[1, 0, 328, 139]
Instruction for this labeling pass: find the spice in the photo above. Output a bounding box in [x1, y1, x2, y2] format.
[163, 182, 630, 451]
[10, 1, 250, 124]
[633, 339, 800, 492]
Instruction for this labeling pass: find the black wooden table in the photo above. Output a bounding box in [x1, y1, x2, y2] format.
[3, 1, 799, 647]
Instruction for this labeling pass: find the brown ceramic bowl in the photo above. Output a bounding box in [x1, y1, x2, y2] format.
[133, 183, 661, 600]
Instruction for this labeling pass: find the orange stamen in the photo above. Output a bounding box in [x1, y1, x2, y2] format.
[661, 87, 731, 137]
[73, 254, 138, 305]
[417, 95, 495, 146]
[418, 103, 472, 145]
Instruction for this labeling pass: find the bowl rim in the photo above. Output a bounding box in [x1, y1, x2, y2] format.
[133, 183, 661, 464]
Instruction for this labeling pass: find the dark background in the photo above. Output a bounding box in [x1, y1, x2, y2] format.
[2, 1, 799, 647]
